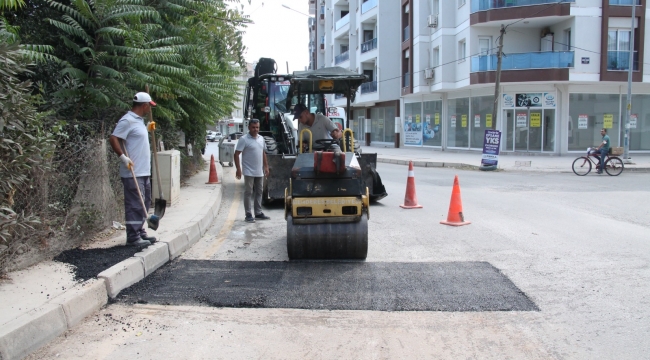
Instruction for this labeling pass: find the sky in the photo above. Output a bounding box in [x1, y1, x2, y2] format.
[237, 0, 311, 73]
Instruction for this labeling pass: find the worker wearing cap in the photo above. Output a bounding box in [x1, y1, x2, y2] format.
[108, 92, 157, 247]
[293, 103, 342, 151]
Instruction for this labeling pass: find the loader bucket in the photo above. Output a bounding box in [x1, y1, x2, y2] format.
[263, 154, 296, 204]
[358, 153, 387, 202]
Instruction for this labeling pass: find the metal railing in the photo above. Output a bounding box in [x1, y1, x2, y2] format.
[403, 26, 410, 42]
[335, 51, 350, 65]
[335, 13, 350, 30]
[470, 51, 574, 72]
[361, 0, 378, 14]
[361, 38, 377, 53]
[402, 73, 410, 88]
[471, 0, 575, 13]
[607, 50, 639, 71]
[360, 81, 377, 94]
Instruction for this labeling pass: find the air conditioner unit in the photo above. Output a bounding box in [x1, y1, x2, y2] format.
[424, 68, 434, 80]
[427, 14, 438, 28]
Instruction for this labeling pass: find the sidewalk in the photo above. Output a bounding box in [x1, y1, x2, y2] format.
[364, 144, 650, 172]
[0, 155, 224, 360]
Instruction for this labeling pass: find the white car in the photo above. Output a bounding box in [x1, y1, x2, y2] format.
[206, 131, 218, 142]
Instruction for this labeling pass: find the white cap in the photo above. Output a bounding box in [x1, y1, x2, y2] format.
[133, 92, 156, 106]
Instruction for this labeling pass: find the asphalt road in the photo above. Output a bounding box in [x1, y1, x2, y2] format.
[29, 161, 650, 359]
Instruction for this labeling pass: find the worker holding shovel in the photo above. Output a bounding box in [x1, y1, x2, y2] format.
[109, 92, 159, 247]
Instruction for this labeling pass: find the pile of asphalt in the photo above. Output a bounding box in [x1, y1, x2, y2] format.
[54, 246, 141, 281]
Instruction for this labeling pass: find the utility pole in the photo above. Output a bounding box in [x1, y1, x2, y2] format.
[491, 25, 505, 130]
[623, 2, 636, 163]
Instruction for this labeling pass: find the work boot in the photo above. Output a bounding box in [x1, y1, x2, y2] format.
[141, 235, 157, 244]
[127, 239, 151, 248]
[255, 212, 271, 220]
[245, 213, 255, 223]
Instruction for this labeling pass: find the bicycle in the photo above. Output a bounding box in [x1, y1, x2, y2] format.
[572, 148, 624, 176]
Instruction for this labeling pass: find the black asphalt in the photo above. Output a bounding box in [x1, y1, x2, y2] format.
[114, 260, 539, 312]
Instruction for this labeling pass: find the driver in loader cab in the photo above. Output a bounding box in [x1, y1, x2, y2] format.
[293, 103, 342, 152]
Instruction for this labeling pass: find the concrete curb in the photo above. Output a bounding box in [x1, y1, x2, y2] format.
[0, 170, 225, 360]
[377, 157, 650, 173]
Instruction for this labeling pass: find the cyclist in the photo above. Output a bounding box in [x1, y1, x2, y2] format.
[589, 128, 610, 174]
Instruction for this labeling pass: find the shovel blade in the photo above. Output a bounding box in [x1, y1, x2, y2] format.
[154, 198, 166, 218]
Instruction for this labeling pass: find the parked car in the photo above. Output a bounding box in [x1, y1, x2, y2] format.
[206, 131, 220, 142]
[229, 132, 243, 140]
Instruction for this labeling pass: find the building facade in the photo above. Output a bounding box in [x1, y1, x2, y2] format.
[314, 0, 650, 154]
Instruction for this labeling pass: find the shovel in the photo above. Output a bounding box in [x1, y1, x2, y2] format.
[146, 85, 166, 218]
[120, 140, 160, 230]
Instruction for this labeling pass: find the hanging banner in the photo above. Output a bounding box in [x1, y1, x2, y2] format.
[474, 115, 481, 128]
[516, 113, 527, 127]
[630, 114, 637, 129]
[530, 113, 541, 127]
[603, 114, 613, 129]
[481, 130, 502, 167]
[503, 94, 515, 108]
[486, 114, 493, 128]
[404, 115, 422, 146]
[451, 115, 457, 128]
[461, 115, 467, 128]
[578, 114, 588, 129]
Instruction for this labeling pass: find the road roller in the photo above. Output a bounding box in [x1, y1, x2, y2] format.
[285, 136, 370, 259]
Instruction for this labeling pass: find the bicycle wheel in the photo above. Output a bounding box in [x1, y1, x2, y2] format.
[605, 157, 624, 176]
[572, 157, 591, 176]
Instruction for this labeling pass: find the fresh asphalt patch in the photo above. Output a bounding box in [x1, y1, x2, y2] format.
[54, 246, 142, 281]
[114, 260, 538, 312]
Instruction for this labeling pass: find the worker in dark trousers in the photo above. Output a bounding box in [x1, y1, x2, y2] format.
[109, 92, 158, 247]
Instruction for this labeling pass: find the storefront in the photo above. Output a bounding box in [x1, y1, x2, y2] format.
[501, 92, 556, 153]
[350, 103, 398, 144]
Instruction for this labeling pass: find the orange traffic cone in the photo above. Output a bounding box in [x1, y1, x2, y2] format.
[206, 154, 220, 184]
[400, 161, 423, 209]
[440, 175, 470, 226]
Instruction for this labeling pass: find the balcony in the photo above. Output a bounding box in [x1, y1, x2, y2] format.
[471, 51, 574, 72]
[403, 26, 410, 42]
[471, 0, 574, 13]
[361, 38, 377, 53]
[402, 73, 410, 88]
[360, 81, 377, 94]
[335, 13, 350, 30]
[335, 51, 350, 65]
[361, 0, 377, 14]
[607, 51, 639, 71]
[609, 0, 641, 4]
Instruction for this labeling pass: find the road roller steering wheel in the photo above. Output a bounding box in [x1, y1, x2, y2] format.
[314, 139, 340, 150]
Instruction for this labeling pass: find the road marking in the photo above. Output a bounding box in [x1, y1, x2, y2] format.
[201, 181, 242, 259]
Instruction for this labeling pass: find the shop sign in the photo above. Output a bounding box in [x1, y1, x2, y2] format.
[603, 114, 613, 129]
[530, 113, 541, 128]
[543, 93, 556, 107]
[630, 114, 637, 129]
[481, 130, 502, 167]
[516, 113, 527, 128]
[461, 114, 467, 128]
[516, 93, 543, 107]
[434, 113, 440, 125]
[451, 115, 457, 128]
[503, 94, 515, 108]
[404, 115, 422, 146]
[474, 115, 481, 128]
[578, 114, 588, 129]
[486, 114, 493, 128]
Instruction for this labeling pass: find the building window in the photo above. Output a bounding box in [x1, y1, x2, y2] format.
[458, 39, 466, 62]
[564, 29, 572, 51]
[458, 0, 466, 7]
[608, 29, 636, 70]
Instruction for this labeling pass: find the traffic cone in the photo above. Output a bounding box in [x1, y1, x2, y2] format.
[400, 161, 423, 209]
[440, 175, 471, 226]
[206, 154, 220, 184]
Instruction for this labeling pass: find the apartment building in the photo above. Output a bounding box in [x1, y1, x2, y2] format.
[313, 0, 650, 154]
[217, 62, 253, 135]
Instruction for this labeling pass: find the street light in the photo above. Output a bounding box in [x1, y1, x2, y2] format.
[282, 4, 310, 17]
